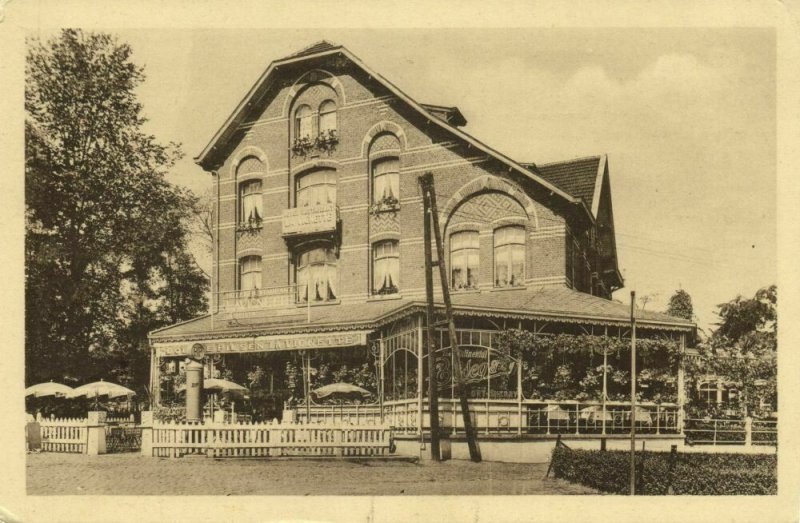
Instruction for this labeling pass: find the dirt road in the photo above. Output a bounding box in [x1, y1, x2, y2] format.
[27, 453, 596, 495]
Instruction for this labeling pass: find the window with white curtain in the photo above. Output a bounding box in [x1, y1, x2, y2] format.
[295, 104, 313, 140]
[296, 169, 336, 207]
[450, 231, 479, 290]
[494, 226, 525, 287]
[372, 157, 400, 204]
[373, 240, 399, 294]
[318, 100, 337, 134]
[296, 246, 338, 303]
[239, 180, 262, 225]
[239, 256, 262, 292]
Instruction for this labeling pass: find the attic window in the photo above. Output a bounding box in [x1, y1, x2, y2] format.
[319, 100, 337, 134]
[295, 104, 313, 140]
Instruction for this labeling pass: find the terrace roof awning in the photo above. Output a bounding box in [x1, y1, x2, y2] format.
[150, 286, 694, 346]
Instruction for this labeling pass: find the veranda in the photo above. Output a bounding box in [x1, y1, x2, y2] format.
[156, 312, 689, 439]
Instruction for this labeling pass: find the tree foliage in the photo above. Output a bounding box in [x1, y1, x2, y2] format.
[685, 285, 777, 417]
[25, 29, 208, 397]
[666, 289, 693, 320]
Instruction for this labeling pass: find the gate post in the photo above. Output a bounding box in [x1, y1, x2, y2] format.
[140, 411, 153, 457]
[745, 416, 753, 446]
[86, 411, 107, 455]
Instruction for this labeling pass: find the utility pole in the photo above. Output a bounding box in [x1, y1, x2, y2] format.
[630, 290, 637, 495]
[421, 176, 440, 461]
[419, 172, 482, 462]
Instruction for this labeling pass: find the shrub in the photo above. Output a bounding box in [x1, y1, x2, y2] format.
[551, 446, 776, 495]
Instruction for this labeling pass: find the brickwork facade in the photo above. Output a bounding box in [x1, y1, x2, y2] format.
[204, 51, 612, 317]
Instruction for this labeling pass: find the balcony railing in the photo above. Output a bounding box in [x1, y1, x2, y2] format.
[281, 203, 339, 238]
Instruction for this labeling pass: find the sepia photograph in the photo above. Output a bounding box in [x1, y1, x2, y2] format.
[2, 2, 799, 522]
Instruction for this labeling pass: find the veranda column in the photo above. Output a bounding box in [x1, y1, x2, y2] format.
[677, 333, 686, 433]
[417, 316, 424, 437]
[151, 347, 161, 408]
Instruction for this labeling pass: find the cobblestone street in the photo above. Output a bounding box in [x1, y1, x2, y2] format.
[27, 453, 596, 496]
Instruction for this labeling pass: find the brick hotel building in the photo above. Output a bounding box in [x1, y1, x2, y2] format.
[150, 42, 694, 440]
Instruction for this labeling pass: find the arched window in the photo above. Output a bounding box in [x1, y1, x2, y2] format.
[373, 240, 399, 295]
[296, 169, 336, 207]
[239, 256, 262, 292]
[296, 246, 338, 303]
[318, 100, 337, 135]
[494, 226, 525, 287]
[450, 231, 479, 290]
[372, 157, 400, 204]
[295, 104, 313, 140]
[239, 180, 262, 226]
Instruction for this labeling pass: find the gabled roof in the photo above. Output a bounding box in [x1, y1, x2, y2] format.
[285, 40, 340, 59]
[195, 42, 591, 221]
[150, 286, 694, 343]
[524, 155, 606, 218]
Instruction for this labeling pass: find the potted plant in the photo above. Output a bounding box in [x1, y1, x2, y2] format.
[315, 129, 339, 155]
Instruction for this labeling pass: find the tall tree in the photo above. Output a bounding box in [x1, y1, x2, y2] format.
[25, 29, 207, 390]
[666, 289, 694, 320]
[686, 285, 777, 416]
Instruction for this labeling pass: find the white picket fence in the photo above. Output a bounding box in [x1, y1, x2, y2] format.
[145, 420, 393, 459]
[38, 418, 89, 453]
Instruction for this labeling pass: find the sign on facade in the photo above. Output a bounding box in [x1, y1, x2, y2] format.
[155, 330, 369, 357]
[281, 204, 338, 236]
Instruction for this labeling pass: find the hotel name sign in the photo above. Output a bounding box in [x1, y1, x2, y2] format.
[282, 203, 338, 236]
[156, 331, 368, 357]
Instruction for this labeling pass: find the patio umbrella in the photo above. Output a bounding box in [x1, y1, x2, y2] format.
[544, 404, 571, 421]
[203, 378, 248, 393]
[25, 381, 74, 398]
[311, 382, 372, 400]
[176, 378, 249, 394]
[68, 380, 135, 410]
[579, 405, 613, 422]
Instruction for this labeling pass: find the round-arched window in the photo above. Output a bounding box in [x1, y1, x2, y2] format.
[295, 169, 336, 207]
[295, 104, 313, 140]
[319, 100, 337, 135]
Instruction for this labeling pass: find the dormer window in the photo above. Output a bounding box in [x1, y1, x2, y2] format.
[295, 104, 313, 140]
[239, 180, 263, 228]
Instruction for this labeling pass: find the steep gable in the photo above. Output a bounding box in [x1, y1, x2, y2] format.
[524, 155, 604, 216]
[194, 41, 586, 217]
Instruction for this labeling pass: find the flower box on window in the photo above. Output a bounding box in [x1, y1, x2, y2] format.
[369, 195, 400, 215]
[374, 283, 399, 296]
[314, 129, 339, 155]
[236, 215, 263, 233]
[291, 136, 315, 158]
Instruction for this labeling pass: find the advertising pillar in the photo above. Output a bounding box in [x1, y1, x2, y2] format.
[185, 358, 204, 422]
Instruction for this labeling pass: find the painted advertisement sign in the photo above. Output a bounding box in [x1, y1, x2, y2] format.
[156, 330, 368, 357]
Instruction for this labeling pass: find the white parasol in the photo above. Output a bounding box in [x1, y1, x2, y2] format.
[25, 381, 74, 398]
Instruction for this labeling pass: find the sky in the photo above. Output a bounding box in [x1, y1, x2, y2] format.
[78, 27, 776, 333]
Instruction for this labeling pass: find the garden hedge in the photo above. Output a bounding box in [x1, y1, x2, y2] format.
[550, 446, 776, 495]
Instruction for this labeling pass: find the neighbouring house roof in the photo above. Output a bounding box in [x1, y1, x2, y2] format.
[523, 155, 606, 218]
[149, 286, 694, 343]
[194, 41, 592, 222]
